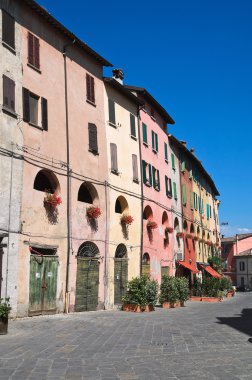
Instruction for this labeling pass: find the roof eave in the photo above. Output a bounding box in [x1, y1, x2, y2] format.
[104, 78, 144, 106]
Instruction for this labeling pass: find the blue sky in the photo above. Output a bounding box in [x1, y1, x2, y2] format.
[39, 0, 252, 237]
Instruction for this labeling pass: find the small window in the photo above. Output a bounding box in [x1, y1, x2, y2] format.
[86, 73, 95, 104]
[2, 10, 15, 50]
[132, 154, 139, 183]
[78, 184, 93, 204]
[3, 75, 15, 113]
[28, 32, 40, 70]
[130, 114, 136, 138]
[34, 169, 59, 193]
[239, 261, 245, 271]
[115, 196, 128, 214]
[173, 182, 177, 200]
[29, 93, 39, 125]
[171, 153, 175, 170]
[152, 166, 160, 191]
[108, 99, 116, 125]
[164, 142, 168, 162]
[165, 176, 172, 198]
[23, 88, 48, 130]
[151, 131, 158, 153]
[182, 184, 187, 206]
[143, 205, 153, 220]
[110, 143, 118, 173]
[142, 123, 148, 145]
[142, 160, 152, 187]
[88, 123, 98, 153]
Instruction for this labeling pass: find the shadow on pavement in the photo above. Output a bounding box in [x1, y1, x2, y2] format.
[216, 308, 252, 343]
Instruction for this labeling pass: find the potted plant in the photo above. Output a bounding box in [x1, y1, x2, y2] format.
[147, 219, 158, 230]
[165, 226, 174, 234]
[121, 214, 134, 226]
[122, 275, 158, 312]
[86, 206, 101, 219]
[160, 275, 179, 308]
[0, 298, 11, 335]
[176, 232, 184, 238]
[176, 277, 190, 306]
[44, 191, 62, 208]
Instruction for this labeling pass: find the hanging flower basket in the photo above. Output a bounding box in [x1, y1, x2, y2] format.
[121, 214, 134, 226]
[86, 206, 101, 219]
[185, 233, 194, 239]
[193, 236, 199, 241]
[165, 226, 174, 234]
[44, 192, 62, 208]
[147, 219, 158, 230]
[176, 232, 185, 238]
[206, 241, 212, 246]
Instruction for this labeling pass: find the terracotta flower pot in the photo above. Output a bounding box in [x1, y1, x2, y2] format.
[162, 302, 170, 309]
[201, 297, 222, 303]
[180, 301, 185, 307]
[144, 305, 154, 312]
[190, 296, 202, 301]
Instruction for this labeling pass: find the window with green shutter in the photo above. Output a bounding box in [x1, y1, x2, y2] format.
[165, 176, 172, 197]
[148, 164, 152, 186]
[164, 143, 168, 162]
[171, 153, 175, 170]
[130, 114, 136, 138]
[190, 192, 194, 210]
[152, 168, 160, 191]
[180, 154, 185, 172]
[194, 193, 198, 210]
[142, 160, 147, 184]
[173, 182, 177, 200]
[142, 123, 148, 145]
[151, 131, 158, 152]
[182, 184, 187, 206]
[201, 199, 204, 215]
[152, 166, 156, 188]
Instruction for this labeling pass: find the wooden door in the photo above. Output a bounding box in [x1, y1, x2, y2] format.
[114, 259, 128, 304]
[75, 258, 99, 312]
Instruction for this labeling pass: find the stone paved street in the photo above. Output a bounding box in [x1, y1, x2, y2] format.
[1, 293, 252, 380]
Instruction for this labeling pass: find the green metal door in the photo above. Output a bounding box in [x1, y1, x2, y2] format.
[29, 255, 58, 316]
[114, 259, 128, 304]
[75, 258, 99, 312]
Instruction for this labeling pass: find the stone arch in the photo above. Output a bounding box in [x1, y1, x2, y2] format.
[77, 241, 99, 257]
[142, 252, 150, 264]
[78, 182, 99, 205]
[143, 205, 153, 220]
[115, 196, 128, 214]
[33, 169, 60, 194]
[115, 243, 127, 258]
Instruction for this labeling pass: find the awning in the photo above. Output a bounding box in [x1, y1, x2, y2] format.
[178, 261, 199, 274]
[200, 264, 222, 279]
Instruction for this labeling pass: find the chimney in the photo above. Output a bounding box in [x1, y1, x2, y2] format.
[112, 69, 124, 84]
[180, 140, 187, 147]
[190, 148, 195, 154]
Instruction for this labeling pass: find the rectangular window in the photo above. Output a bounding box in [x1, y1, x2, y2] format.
[239, 261, 245, 271]
[86, 73, 95, 104]
[194, 193, 198, 210]
[164, 142, 168, 162]
[182, 184, 187, 206]
[173, 182, 177, 200]
[28, 32, 40, 69]
[110, 143, 118, 173]
[22, 87, 48, 130]
[108, 98, 116, 125]
[142, 160, 152, 186]
[180, 154, 185, 172]
[151, 131, 158, 152]
[130, 113, 136, 138]
[2, 10, 15, 50]
[132, 154, 139, 182]
[88, 123, 98, 153]
[152, 166, 160, 191]
[190, 191, 194, 210]
[3, 75, 15, 112]
[171, 153, 175, 170]
[165, 176, 172, 198]
[142, 122, 148, 145]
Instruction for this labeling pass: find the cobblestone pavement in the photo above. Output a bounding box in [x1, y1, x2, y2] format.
[1, 293, 252, 380]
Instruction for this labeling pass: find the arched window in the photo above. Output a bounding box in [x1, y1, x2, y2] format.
[33, 169, 60, 194]
[78, 182, 98, 204]
[162, 211, 168, 225]
[115, 244, 127, 258]
[143, 205, 153, 220]
[77, 241, 99, 257]
[174, 217, 179, 231]
[142, 252, 150, 264]
[115, 196, 128, 214]
[183, 220, 188, 231]
[190, 224, 195, 234]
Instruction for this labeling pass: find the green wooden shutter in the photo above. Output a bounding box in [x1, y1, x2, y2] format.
[190, 191, 194, 210]
[148, 164, 152, 186]
[171, 153, 175, 170]
[130, 114, 136, 137]
[181, 160, 185, 172]
[201, 199, 204, 215]
[152, 166, 156, 188]
[108, 99, 116, 124]
[165, 176, 168, 196]
[169, 178, 173, 197]
[157, 170, 160, 191]
[142, 160, 147, 184]
[155, 133, 158, 152]
[182, 184, 187, 205]
[194, 193, 198, 210]
[173, 182, 177, 199]
[198, 196, 201, 213]
[142, 123, 147, 144]
[164, 143, 168, 161]
[151, 130, 155, 150]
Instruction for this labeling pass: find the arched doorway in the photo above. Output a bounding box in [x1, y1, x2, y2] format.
[75, 242, 100, 312]
[142, 253, 150, 276]
[114, 244, 128, 304]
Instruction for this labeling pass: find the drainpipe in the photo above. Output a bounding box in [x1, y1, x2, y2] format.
[137, 106, 144, 276]
[104, 180, 109, 308]
[63, 39, 75, 313]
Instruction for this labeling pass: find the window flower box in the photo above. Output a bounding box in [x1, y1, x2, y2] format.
[165, 226, 174, 234]
[86, 206, 101, 219]
[176, 232, 184, 238]
[44, 192, 62, 208]
[121, 214, 134, 225]
[147, 219, 158, 230]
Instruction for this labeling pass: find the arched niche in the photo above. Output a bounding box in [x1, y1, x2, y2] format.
[33, 169, 60, 194]
[143, 205, 153, 220]
[115, 196, 128, 214]
[78, 182, 99, 204]
[162, 211, 168, 226]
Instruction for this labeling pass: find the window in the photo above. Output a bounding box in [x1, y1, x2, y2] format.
[194, 193, 198, 210]
[165, 176, 172, 198]
[142, 122, 148, 145]
[190, 192, 194, 210]
[23, 88, 48, 130]
[28, 32, 40, 70]
[110, 143, 118, 173]
[2, 10, 15, 50]
[108, 99, 116, 125]
[239, 261, 245, 271]
[3, 75, 15, 113]
[182, 184, 187, 206]
[151, 131, 158, 153]
[171, 153, 175, 170]
[88, 123, 98, 154]
[173, 182, 177, 200]
[164, 142, 168, 162]
[142, 160, 152, 187]
[132, 154, 139, 182]
[130, 114, 136, 138]
[86, 73, 95, 104]
[152, 166, 160, 191]
[34, 169, 59, 193]
[180, 154, 185, 172]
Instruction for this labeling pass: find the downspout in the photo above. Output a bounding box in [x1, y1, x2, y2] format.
[104, 180, 109, 308]
[137, 106, 144, 276]
[63, 39, 75, 313]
